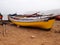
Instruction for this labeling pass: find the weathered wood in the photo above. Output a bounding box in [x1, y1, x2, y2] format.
[2, 24, 6, 36]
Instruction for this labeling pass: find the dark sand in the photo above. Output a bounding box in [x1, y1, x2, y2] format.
[0, 21, 60, 45]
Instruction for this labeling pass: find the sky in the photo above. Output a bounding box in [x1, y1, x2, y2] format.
[0, 0, 60, 20]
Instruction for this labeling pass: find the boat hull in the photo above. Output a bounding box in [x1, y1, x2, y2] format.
[10, 18, 55, 29]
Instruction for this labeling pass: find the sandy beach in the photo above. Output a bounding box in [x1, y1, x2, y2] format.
[0, 20, 60, 45]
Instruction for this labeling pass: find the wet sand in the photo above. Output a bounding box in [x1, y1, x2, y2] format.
[0, 21, 60, 45]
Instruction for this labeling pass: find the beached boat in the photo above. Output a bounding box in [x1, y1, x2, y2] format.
[0, 13, 3, 21]
[55, 15, 60, 20]
[8, 14, 55, 30]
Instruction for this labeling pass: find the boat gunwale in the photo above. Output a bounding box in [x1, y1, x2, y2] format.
[8, 15, 55, 22]
[9, 16, 50, 22]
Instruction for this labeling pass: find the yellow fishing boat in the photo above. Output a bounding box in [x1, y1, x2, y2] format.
[8, 14, 55, 30]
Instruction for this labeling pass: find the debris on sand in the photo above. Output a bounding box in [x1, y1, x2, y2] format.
[30, 35, 36, 39]
[54, 30, 60, 33]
